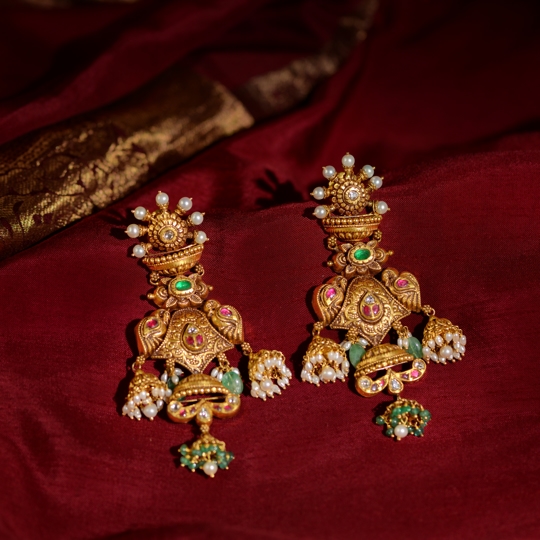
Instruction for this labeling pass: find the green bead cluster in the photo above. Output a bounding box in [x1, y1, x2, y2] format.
[179, 442, 234, 471]
[375, 399, 432, 439]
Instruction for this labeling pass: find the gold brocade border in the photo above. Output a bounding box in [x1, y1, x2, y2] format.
[0, 0, 378, 261]
[0, 69, 254, 260]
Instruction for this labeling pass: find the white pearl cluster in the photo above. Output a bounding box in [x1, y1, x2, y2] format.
[301, 347, 349, 385]
[397, 332, 412, 350]
[423, 332, 467, 364]
[210, 366, 240, 382]
[122, 383, 168, 421]
[250, 356, 291, 400]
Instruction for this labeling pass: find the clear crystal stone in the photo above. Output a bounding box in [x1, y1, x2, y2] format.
[164, 230, 174, 241]
[390, 379, 401, 391]
[371, 384, 379, 392]
[347, 188, 359, 201]
[364, 295, 374, 304]
[414, 360, 425, 369]
[360, 378, 370, 389]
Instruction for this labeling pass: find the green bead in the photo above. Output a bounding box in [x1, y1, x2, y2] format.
[390, 418, 399, 427]
[221, 370, 243, 394]
[348, 344, 365, 367]
[411, 407, 420, 415]
[420, 410, 431, 420]
[414, 429, 422, 437]
[393, 407, 402, 416]
[375, 416, 385, 425]
[385, 428, 394, 437]
[174, 279, 192, 291]
[167, 378, 177, 390]
[407, 336, 423, 359]
[402, 406, 411, 414]
[354, 248, 371, 261]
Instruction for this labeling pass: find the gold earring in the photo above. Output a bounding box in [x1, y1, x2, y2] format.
[121, 192, 291, 476]
[303, 153, 467, 440]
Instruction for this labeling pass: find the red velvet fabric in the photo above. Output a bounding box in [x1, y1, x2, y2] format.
[1, 1, 540, 539]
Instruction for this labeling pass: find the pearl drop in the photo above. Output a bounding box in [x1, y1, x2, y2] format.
[174, 368, 183, 376]
[322, 166, 336, 179]
[132, 244, 146, 258]
[314, 354, 325, 364]
[327, 350, 340, 362]
[312, 187, 326, 200]
[160, 373, 168, 383]
[165, 389, 172, 397]
[435, 335, 444, 346]
[251, 382, 260, 392]
[394, 424, 409, 439]
[440, 345, 453, 359]
[151, 387, 160, 398]
[158, 388, 165, 398]
[422, 346, 431, 358]
[402, 338, 409, 350]
[340, 341, 352, 351]
[177, 197, 193, 211]
[342, 360, 350, 372]
[194, 231, 207, 244]
[190, 212, 204, 225]
[304, 362, 313, 371]
[142, 403, 158, 419]
[460, 335, 467, 346]
[122, 404, 129, 415]
[342, 154, 355, 168]
[261, 379, 273, 392]
[445, 332, 454, 343]
[133, 409, 142, 419]
[273, 385, 281, 394]
[251, 389, 259, 398]
[202, 461, 218, 477]
[126, 224, 140, 238]
[359, 338, 369, 348]
[231, 367, 240, 374]
[362, 164, 374, 178]
[211, 368, 220, 379]
[127, 400, 135, 410]
[370, 176, 383, 189]
[311, 375, 320, 385]
[156, 399, 164, 409]
[264, 358, 273, 368]
[375, 201, 389, 214]
[133, 395, 141, 404]
[133, 206, 147, 220]
[313, 205, 328, 219]
[430, 352, 439, 362]
[139, 391, 148, 400]
[427, 339, 436, 349]
[301, 369, 310, 381]
[155, 192, 169, 206]
[320, 366, 336, 382]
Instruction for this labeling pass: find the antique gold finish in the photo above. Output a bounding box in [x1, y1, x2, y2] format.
[303, 153, 467, 439]
[119, 192, 290, 475]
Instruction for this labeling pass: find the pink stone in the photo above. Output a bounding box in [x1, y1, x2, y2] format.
[196, 334, 204, 346]
[372, 304, 380, 315]
[326, 288, 336, 299]
[186, 336, 195, 346]
[146, 319, 158, 328]
[224, 405, 231, 410]
[411, 369, 419, 378]
[396, 279, 409, 287]
[363, 306, 371, 316]
[179, 409, 186, 416]
[220, 307, 232, 317]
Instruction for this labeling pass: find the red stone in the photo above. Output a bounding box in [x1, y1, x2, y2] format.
[363, 306, 371, 316]
[396, 279, 409, 287]
[372, 304, 380, 315]
[220, 307, 232, 316]
[146, 319, 158, 328]
[186, 336, 195, 346]
[179, 409, 186, 416]
[224, 405, 231, 410]
[196, 334, 204, 345]
[326, 288, 336, 299]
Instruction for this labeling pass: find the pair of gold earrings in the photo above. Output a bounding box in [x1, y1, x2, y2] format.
[120, 152, 467, 477]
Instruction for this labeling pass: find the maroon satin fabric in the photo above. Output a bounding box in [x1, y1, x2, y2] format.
[1, 1, 540, 539]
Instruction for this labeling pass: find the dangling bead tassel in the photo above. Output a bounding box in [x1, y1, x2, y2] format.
[179, 424, 234, 477]
[375, 396, 432, 440]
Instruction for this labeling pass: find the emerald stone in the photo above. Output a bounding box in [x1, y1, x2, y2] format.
[407, 337, 423, 359]
[390, 418, 399, 427]
[348, 344, 366, 367]
[420, 410, 431, 420]
[353, 248, 371, 261]
[375, 416, 385, 425]
[221, 371, 243, 395]
[402, 406, 411, 414]
[411, 407, 419, 415]
[175, 279, 192, 291]
[385, 428, 394, 437]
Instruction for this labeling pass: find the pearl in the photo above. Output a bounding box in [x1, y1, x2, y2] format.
[139, 391, 148, 400]
[342, 154, 355, 168]
[320, 366, 336, 382]
[202, 461, 218, 477]
[127, 400, 135, 410]
[402, 338, 409, 350]
[126, 224, 140, 238]
[430, 352, 438, 362]
[327, 350, 341, 362]
[251, 382, 260, 392]
[440, 345, 454, 359]
[422, 346, 431, 358]
[435, 335, 444, 346]
[370, 176, 383, 189]
[194, 231, 207, 244]
[359, 338, 369, 348]
[171, 375, 179, 384]
[142, 403, 158, 419]
[264, 358, 273, 368]
[133, 409, 142, 419]
[190, 212, 204, 225]
[427, 339, 436, 349]
[362, 164, 374, 178]
[445, 332, 454, 342]
[460, 335, 467, 346]
[313, 354, 325, 364]
[133, 395, 141, 404]
[133, 206, 147, 220]
[177, 197, 193, 211]
[301, 369, 310, 381]
[160, 373, 168, 383]
[158, 388, 165, 398]
[257, 390, 267, 400]
[313, 205, 328, 219]
[155, 192, 169, 206]
[231, 367, 240, 374]
[312, 187, 326, 200]
[375, 201, 388, 214]
[151, 387, 160, 398]
[122, 404, 129, 415]
[156, 399, 164, 409]
[211, 368, 220, 379]
[132, 244, 146, 258]
[342, 360, 350, 372]
[165, 389, 172, 397]
[311, 375, 320, 385]
[322, 166, 336, 179]
[394, 424, 409, 439]
[340, 341, 352, 351]
[261, 379, 273, 392]
[273, 384, 281, 394]
[174, 368, 183, 376]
